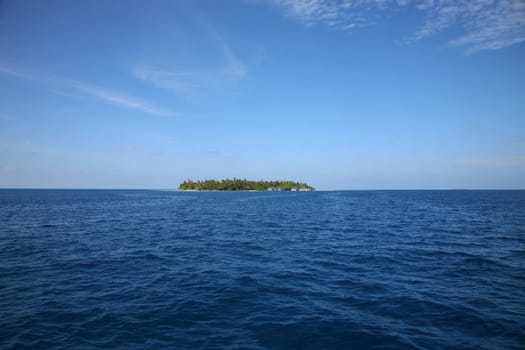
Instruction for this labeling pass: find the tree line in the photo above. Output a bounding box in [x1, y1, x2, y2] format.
[178, 178, 314, 191]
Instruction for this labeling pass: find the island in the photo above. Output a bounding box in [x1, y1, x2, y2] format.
[178, 179, 314, 191]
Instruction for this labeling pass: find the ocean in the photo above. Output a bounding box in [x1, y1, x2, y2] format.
[1, 189, 524, 349]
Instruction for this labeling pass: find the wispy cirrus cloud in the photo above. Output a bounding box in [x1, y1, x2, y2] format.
[0, 63, 175, 117]
[131, 19, 247, 100]
[130, 65, 244, 101]
[67, 80, 173, 116]
[411, 0, 525, 52]
[266, 0, 525, 52]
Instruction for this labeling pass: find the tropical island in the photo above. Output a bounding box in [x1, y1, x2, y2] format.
[178, 179, 314, 191]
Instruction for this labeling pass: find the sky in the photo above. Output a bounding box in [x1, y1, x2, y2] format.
[0, 0, 524, 190]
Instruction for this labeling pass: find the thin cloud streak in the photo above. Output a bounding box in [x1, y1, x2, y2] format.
[0, 62, 175, 117]
[203, 19, 248, 79]
[267, 0, 525, 52]
[131, 65, 244, 100]
[67, 80, 173, 116]
[131, 19, 247, 99]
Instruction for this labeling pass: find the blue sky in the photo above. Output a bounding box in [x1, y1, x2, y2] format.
[0, 0, 524, 189]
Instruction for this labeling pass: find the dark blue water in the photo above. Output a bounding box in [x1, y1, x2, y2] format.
[1, 190, 524, 349]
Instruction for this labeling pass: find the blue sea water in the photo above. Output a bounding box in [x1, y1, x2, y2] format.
[1, 190, 524, 349]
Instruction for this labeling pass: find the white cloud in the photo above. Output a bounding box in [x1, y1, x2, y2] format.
[413, 0, 525, 52]
[131, 25, 247, 100]
[271, 0, 366, 28]
[131, 65, 244, 100]
[67, 80, 173, 116]
[266, 0, 525, 52]
[0, 62, 175, 117]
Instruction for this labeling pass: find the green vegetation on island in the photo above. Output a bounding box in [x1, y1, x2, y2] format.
[178, 179, 314, 191]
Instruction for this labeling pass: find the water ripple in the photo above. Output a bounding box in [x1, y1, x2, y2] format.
[1, 189, 524, 349]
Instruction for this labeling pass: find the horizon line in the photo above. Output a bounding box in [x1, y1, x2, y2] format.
[0, 188, 524, 191]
